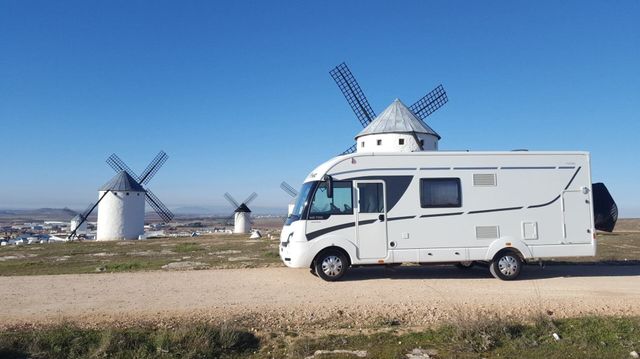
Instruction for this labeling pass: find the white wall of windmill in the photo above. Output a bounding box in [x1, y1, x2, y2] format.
[356, 133, 438, 153]
[233, 212, 251, 234]
[97, 190, 145, 241]
[69, 217, 87, 234]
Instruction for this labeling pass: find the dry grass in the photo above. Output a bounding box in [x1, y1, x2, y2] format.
[0, 234, 283, 276]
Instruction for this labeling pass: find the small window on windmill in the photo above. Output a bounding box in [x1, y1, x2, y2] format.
[126, 192, 130, 196]
[361, 141, 365, 148]
[420, 139, 424, 146]
[399, 138, 405, 145]
[377, 139, 382, 146]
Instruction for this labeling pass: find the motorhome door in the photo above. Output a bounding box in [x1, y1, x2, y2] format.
[562, 188, 592, 244]
[354, 180, 388, 259]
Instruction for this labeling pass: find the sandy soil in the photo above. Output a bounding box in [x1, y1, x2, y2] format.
[2, 264, 639, 330]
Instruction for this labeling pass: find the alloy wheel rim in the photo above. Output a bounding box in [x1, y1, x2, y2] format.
[498, 255, 518, 276]
[321, 255, 343, 277]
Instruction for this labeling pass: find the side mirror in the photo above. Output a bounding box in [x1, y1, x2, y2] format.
[324, 175, 334, 198]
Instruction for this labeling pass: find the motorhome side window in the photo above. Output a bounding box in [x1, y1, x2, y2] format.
[420, 178, 462, 208]
[309, 181, 353, 219]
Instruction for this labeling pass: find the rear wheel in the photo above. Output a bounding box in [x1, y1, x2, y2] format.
[314, 250, 348, 281]
[489, 252, 522, 280]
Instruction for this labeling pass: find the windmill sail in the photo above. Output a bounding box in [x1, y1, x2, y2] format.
[330, 62, 376, 128]
[145, 189, 174, 223]
[409, 85, 448, 120]
[68, 190, 111, 239]
[105, 151, 174, 223]
[280, 182, 298, 197]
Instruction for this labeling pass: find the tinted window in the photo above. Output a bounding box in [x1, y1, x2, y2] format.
[358, 183, 384, 213]
[420, 178, 461, 207]
[309, 181, 353, 219]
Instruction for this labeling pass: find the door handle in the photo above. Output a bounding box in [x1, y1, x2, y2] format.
[378, 214, 385, 221]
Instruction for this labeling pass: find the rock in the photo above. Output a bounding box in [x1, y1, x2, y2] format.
[305, 349, 367, 359]
[552, 333, 560, 341]
[161, 261, 210, 270]
[406, 348, 436, 358]
[630, 351, 639, 358]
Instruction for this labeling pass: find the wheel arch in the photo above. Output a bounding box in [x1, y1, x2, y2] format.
[485, 238, 532, 262]
[311, 245, 352, 269]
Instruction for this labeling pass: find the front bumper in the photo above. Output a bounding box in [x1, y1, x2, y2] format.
[279, 240, 313, 268]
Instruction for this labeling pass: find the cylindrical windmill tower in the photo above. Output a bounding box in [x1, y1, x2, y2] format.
[69, 214, 87, 235]
[234, 204, 251, 234]
[97, 171, 146, 241]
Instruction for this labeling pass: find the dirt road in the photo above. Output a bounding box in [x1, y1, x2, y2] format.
[2, 264, 639, 329]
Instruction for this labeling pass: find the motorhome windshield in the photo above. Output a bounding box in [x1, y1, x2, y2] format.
[286, 182, 316, 224]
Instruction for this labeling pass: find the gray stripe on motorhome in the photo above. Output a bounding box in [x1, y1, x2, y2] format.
[387, 215, 416, 221]
[453, 167, 499, 170]
[468, 206, 523, 214]
[332, 168, 416, 176]
[500, 166, 556, 170]
[420, 212, 464, 218]
[306, 219, 377, 241]
[528, 195, 561, 209]
[419, 167, 451, 170]
[563, 167, 582, 190]
[558, 166, 576, 169]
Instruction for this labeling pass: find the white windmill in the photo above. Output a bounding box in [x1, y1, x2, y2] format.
[69, 214, 87, 235]
[68, 151, 174, 241]
[330, 62, 448, 154]
[223, 192, 257, 234]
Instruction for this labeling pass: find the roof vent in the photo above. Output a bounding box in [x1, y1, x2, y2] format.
[473, 173, 497, 187]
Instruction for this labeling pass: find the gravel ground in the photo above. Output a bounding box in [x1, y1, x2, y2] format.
[1, 264, 639, 331]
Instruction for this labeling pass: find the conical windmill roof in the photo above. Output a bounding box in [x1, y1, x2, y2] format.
[235, 203, 252, 213]
[355, 99, 441, 139]
[100, 171, 145, 192]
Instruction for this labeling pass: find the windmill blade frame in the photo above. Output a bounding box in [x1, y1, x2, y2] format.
[106, 154, 141, 182]
[224, 192, 240, 208]
[139, 151, 168, 185]
[330, 62, 376, 128]
[341, 143, 357, 155]
[409, 84, 448, 120]
[244, 192, 258, 206]
[280, 182, 298, 197]
[145, 189, 174, 223]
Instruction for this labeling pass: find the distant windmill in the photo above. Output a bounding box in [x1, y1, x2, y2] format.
[224, 192, 257, 234]
[280, 181, 298, 216]
[67, 151, 174, 241]
[330, 62, 448, 154]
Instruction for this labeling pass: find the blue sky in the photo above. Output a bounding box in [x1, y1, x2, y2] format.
[1, 1, 639, 216]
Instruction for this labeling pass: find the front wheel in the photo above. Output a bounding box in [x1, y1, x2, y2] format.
[314, 250, 348, 281]
[489, 252, 522, 280]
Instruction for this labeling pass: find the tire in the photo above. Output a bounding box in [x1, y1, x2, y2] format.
[455, 261, 475, 270]
[489, 252, 522, 280]
[314, 250, 348, 281]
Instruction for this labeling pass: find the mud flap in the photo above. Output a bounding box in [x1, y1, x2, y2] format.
[592, 183, 618, 232]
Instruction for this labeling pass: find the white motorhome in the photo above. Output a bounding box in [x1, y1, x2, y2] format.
[279, 151, 617, 281]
